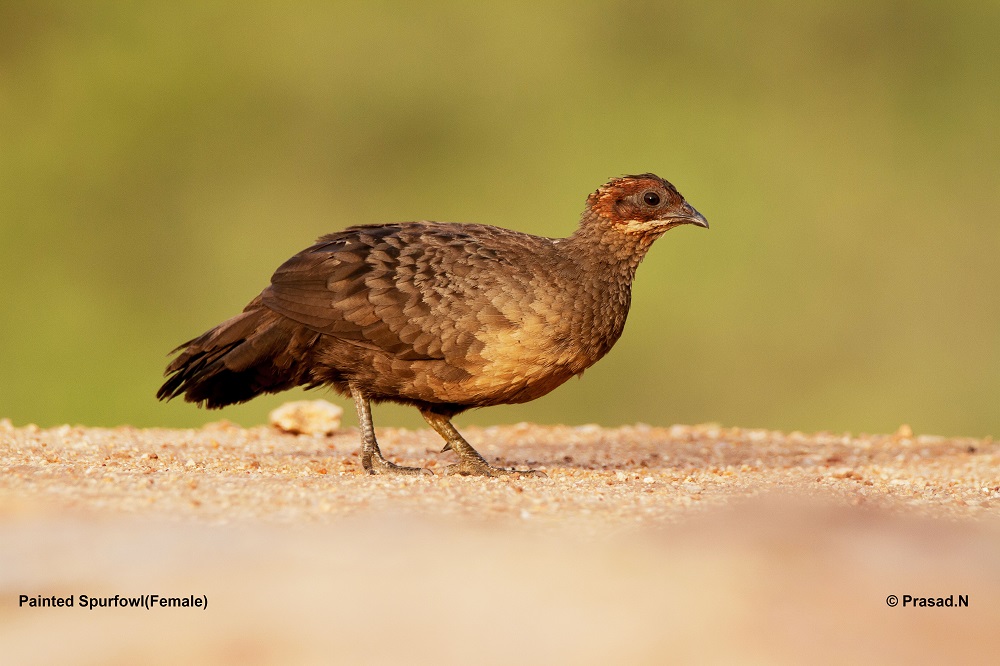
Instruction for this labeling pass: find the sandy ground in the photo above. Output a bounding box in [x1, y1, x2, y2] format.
[2, 417, 999, 664]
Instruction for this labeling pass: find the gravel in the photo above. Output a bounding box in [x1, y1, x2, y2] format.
[2, 418, 998, 663]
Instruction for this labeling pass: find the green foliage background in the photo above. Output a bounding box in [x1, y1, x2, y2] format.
[1, 1, 997, 436]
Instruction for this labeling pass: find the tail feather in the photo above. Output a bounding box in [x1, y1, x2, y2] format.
[157, 299, 321, 408]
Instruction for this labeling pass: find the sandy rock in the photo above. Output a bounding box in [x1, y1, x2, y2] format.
[268, 400, 343, 436]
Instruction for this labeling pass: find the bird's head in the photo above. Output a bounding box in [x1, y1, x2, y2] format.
[585, 173, 708, 234]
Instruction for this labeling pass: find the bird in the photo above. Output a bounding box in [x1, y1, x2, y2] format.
[158, 174, 708, 477]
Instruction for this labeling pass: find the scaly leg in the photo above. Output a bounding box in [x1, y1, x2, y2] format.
[420, 410, 546, 478]
[350, 384, 432, 476]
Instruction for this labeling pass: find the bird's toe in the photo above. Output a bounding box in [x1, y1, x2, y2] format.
[444, 460, 546, 479]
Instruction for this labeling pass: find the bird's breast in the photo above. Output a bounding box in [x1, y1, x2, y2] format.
[454, 277, 628, 402]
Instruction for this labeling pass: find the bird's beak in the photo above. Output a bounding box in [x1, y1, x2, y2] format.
[664, 203, 709, 229]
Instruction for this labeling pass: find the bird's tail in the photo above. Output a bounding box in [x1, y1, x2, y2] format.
[157, 296, 321, 408]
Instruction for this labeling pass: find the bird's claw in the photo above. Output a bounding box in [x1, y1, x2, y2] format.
[444, 460, 546, 478]
[364, 457, 433, 476]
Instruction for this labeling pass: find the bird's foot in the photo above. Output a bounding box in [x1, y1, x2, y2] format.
[443, 459, 546, 478]
[363, 455, 433, 476]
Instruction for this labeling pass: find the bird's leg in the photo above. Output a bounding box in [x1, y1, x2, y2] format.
[420, 410, 546, 478]
[350, 384, 432, 476]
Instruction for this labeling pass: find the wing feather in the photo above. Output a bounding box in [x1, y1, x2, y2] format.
[263, 224, 466, 361]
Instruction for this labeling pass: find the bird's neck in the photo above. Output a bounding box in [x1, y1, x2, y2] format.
[557, 210, 665, 360]
[565, 209, 663, 284]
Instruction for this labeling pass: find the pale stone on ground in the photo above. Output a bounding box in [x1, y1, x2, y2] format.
[267, 399, 343, 436]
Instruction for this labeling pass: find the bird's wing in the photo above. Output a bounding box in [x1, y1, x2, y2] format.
[262, 223, 487, 362]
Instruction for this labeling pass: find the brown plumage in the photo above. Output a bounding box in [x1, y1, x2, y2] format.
[158, 174, 708, 476]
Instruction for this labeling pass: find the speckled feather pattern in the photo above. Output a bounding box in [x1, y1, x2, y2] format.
[158, 174, 704, 417]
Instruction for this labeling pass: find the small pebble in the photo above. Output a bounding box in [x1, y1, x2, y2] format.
[270, 400, 344, 436]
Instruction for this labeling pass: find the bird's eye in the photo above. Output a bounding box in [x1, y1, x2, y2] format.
[642, 191, 661, 206]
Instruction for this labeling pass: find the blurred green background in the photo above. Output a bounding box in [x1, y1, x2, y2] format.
[1, 1, 997, 437]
